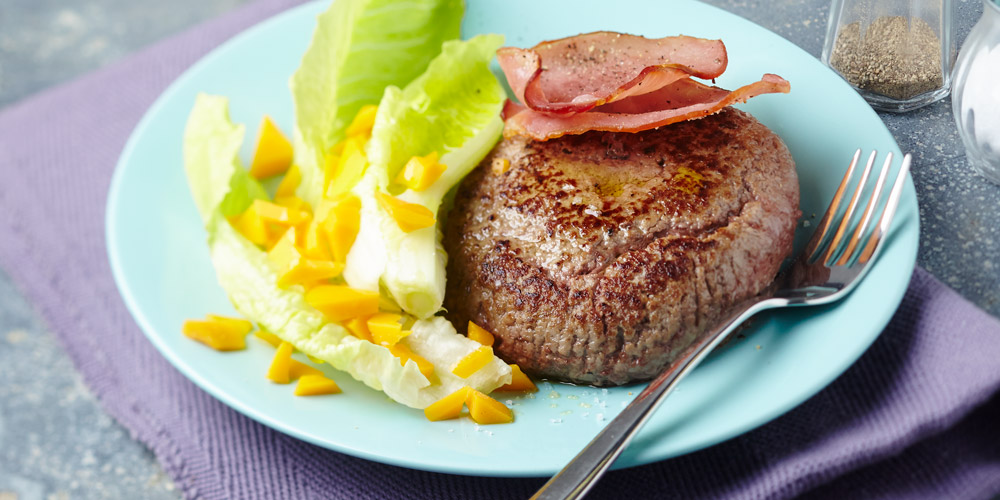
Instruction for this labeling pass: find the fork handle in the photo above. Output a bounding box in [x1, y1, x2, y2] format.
[530, 297, 779, 500]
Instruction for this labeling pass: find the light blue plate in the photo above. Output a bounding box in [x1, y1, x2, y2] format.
[106, 0, 918, 477]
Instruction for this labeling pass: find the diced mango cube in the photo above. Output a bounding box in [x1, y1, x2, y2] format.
[452, 346, 494, 378]
[182, 317, 249, 351]
[395, 152, 447, 192]
[466, 389, 514, 424]
[289, 359, 324, 379]
[467, 321, 494, 346]
[321, 195, 361, 262]
[496, 364, 537, 392]
[302, 218, 332, 260]
[491, 157, 510, 174]
[282, 260, 343, 288]
[268, 229, 342, 288]
[276, 164, 302, 197]
[252, 199, 309, 227]
[204, 315, 253, 334]
[367, 313, 410, 347]
[267, 341, 295, 384]
[305, 285, 379, 322]
[250, 116, 293, 179]
[267, 228, 300, 271]
[344, 104, 378, 137]
[389, 343, 435, 379]
[294, 374, 342, 396]
[273, 195, 312, 216]
[326, 137, 367, 199]
[230, 202, 271, 246]
[375, 191, 435, 233]
[344, 316, 374, 343]
[323, 151, 341, 186]
[423, 386, 470, 422]
[253, 329, 282, 348]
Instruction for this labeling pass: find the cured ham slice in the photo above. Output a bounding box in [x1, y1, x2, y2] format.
[502, 74, 790, 141]
[497, 32, 727, 115]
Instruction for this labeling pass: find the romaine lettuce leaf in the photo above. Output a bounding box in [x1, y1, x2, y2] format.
[183, 94, 267, 223]
[289, 0, 463, 206]
[343, 34, 506, 317]
[183, 93, 511, 409]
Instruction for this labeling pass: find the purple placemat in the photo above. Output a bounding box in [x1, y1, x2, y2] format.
[1, 1, 998, 498]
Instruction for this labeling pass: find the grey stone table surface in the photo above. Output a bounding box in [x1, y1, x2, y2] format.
[0, 0, 995, 499]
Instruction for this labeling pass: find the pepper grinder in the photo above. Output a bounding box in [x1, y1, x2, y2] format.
[951, 0, 1000, 185]
[821, 0, 956, 112]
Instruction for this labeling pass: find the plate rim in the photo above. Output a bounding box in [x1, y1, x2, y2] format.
[105, 0, 919, 477]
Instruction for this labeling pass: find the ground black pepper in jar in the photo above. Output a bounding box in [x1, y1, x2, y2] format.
[822, 0, 955, 112]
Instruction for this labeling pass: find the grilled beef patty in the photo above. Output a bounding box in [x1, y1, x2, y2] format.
[443, 108, 799, 386]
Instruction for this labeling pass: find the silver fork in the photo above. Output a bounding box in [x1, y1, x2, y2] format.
[532, 149, 913, 500]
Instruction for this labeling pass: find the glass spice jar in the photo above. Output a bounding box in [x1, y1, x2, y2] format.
[951, 0, 1000, 185]
[821, 0, 956, 112]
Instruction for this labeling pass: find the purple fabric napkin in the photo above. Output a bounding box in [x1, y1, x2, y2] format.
[1, 0, 999, 498]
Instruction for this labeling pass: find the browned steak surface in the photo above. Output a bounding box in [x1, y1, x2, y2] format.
[443, 107, 799, 386]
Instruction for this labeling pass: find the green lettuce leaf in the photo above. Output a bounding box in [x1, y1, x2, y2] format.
[183, 94, 511, 409]
[183, 94, 267, 224]
[343, 34, 506, 318]
[289, 0, 463, 206]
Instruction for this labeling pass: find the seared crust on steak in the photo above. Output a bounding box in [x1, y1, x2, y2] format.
[443, 108, 799, 386]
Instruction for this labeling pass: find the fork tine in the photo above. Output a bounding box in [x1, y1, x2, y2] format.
[807, 149, 862, 262]
[858, 153, 912, 263]
[836, 152, 893, 266]
[822, 150, 878, 264]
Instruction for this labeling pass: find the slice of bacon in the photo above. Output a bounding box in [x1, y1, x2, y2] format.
[502, 74, 791, 141]
[497, 32, 728, 115]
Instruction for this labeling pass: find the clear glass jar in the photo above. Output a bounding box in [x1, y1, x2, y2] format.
[822, 0, 956, 112]
[952, 0, 1000, 185]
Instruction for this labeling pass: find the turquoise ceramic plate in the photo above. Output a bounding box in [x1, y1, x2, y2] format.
[106, 0, 918, 476]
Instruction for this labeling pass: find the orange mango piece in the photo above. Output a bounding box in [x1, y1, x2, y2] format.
[267, 229, 343, 288]
[267, 341, 295, 384]
[344, 316, 374, 343]
[230, 202, 271, 247]
[326, 137, 368, 199]
[275, 164, 302, 198]
[466, 389, 514, 424]
[304, 285, 379, 322]
[205, 314, 253, 334]
[321, 195, 361, 262]
[375, 191, 435, 233]
[467, 321, 494, 346]
[344, 104, 378, 137]
[302, 218, 331, 260]
[252, 199, 309, 227]
[273, 195, 312, 217]
[423, 386, 470, 422]
[253, 329, 282, 348]
[289, 359, 324, 379]
[367, 313, 409, 347]
[395, 152, 447, 192]
[389, 343, 435, 379]
[452, 346, 494, 378]
[294, 374, 342, 396]
[182, 316, 250, 351]
[496, 364, 537, 392]
[250, 116, 293, 179]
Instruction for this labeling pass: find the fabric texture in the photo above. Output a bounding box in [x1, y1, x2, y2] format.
[1, 0, 998, 498]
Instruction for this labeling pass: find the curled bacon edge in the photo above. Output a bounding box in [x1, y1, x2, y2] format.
[502, 74, 791, 141]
